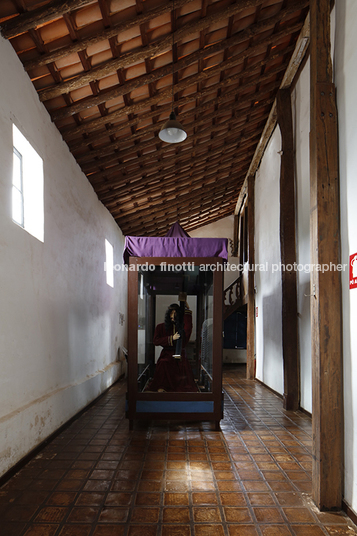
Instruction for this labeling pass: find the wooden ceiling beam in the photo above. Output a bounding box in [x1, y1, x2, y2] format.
[94, 149, 255, 208]
[87, 132, 259, 192]
[0, 0, 96, 39]
[57, 41, 295, 139]
[100, 151, 254, 209]
[83, 135, 262, 192]
[85, 122, 262, 186]
[92, 134, 259, 200]
[108, 168, 247, 220]
[135, 190, 237, 227]
[36, 0, 274, 101]
[117, 183, 241, 236]
[39, 1, 306, 105]
[49, 29, 295, 123]
[81, 118, 267, 181]
[99, 168, 251, 214]
[80, 97, 272, 174]
[0, 0, 311, 237]
[66, 61, 286, 151]
[59, 45, 291, 146]
[106, 177, 248, 222]
[121, 203, 236, 236]
[114, 169, 242, 216]
[118, 200, 235, 237]
[21, 0, 194, 70]
[75, 88, 276, 165]
[121, 197, 232, 236]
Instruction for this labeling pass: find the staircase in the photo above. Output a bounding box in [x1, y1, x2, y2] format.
[223, 273, 247, 320]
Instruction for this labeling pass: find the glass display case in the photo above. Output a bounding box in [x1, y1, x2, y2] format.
[126, 256, 225, 429]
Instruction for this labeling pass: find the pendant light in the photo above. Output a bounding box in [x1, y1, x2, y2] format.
[159, 0, 187, 144]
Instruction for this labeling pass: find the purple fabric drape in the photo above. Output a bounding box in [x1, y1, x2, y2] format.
[165, 222, 190, 237]
[123, 236, 228, 264]
[123, 221, 228, 263]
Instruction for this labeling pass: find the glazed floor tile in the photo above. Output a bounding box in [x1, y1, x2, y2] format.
[0, 365, 356, 536]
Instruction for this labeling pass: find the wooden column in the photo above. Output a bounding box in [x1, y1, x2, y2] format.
[233, 214, 239, 256]
[277, 89, 299, 411]
[246, 174, 255, 380]
[310, 0, 343, 510]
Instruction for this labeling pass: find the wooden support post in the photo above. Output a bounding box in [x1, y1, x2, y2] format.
[246, 174, 255, 380]
[310, 0, 343, 510]
[233, 214, 239, 256]
[277, 89, 299, 411]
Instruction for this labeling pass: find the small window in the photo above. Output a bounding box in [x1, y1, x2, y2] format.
[12, 124, 44, 242]
[105, 239, 114, 288]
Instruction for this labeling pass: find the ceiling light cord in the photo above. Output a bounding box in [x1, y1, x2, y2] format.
[158, 0, 187, 144]
[172, 0, 175, 114]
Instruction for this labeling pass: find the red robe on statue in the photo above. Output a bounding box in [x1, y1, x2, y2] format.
[146, 311, 198, 392]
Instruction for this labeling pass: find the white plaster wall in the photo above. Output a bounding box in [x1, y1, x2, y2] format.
[189, 215, 238, 288]
[291, 59, 312, 413]
[254, 127, 284, 394]
[190, 214, 233, 241]
[334, 0, 357, 514]
[0, 37, 127, 477]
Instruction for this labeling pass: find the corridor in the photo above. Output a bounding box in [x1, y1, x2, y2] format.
[0, 365, 355, 536]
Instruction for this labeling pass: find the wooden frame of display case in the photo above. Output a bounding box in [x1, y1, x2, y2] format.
[126, 256, 224, 430]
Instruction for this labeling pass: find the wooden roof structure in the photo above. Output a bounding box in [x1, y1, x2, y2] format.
[0, 0, 309, 236]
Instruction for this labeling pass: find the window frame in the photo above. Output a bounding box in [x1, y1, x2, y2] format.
[12, 146, 24, 228]
[12, 124, 44, 243]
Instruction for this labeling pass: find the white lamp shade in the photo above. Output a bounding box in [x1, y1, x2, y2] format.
[159, 111, 187, 143]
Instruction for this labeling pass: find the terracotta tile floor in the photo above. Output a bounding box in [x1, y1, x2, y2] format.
[0, 365, 356, 536]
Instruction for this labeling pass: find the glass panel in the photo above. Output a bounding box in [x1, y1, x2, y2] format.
[12, 149, 24, 226]
[13, 149, 22, 190]
[12, 186, 24, 226]
[13, 124, 44, 243]
[199, 269, 214, 392]
[137, 263, 214, 393]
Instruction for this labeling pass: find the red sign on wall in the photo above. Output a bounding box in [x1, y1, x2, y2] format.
[350, 253, 357, 289]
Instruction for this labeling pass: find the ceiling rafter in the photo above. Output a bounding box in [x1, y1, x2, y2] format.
[86, 127, 262, 184]
[0, 0, 95, 38]
[121, 191, 242, 236]
[59, 42, 292, 138]
[84, 113, 265, 183]
[97, 141, 257, 205]
[36, 0, 307, 105]
[0, 0, 309, 236]
[74, 86, 277, 165]
[36, 0, 266, 101]
[65, 49, 290, 151]
[116, 185, 243, 226]
[20, 0, 195, 70]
